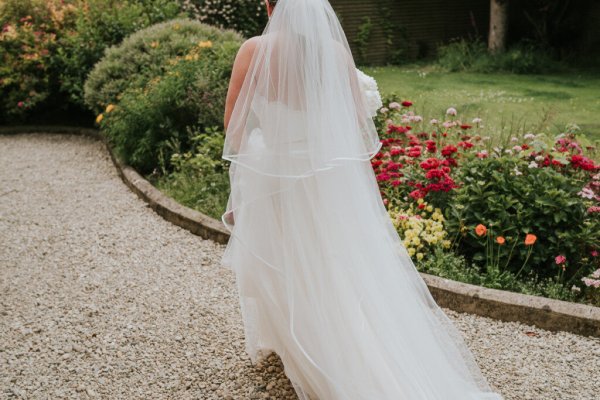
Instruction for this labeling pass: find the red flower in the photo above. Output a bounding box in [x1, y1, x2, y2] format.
[387, 161, 401, 171]
[441, 145, 458, 157]
[376, 172, 391, 182]
[457, 141, 474, 149]
[425, 169, 445, 180]
[387, 125, 411, 134]
[407, 146, 422, 158]
[401, 101, 413, 107]
[409, 189, 426, 200]
[460, 124, 472, 130]
[419, 158, 440, 170]
[389, 147, 403, 156]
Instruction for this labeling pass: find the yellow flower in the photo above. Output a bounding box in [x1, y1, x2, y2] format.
[407, 247, 416, 257]
[426, 205, 433, 212]
[198, 40, 213, 48]
[184, 54, 194, 61]
[105, 104, 115, 113]
[416, 252, 424, 261]
[173, 23, 181, 30]
[417, 198, 424, 204]
[95, 113, 103, 124]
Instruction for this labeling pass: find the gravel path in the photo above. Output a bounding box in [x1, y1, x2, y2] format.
[0, 132, 598, 400]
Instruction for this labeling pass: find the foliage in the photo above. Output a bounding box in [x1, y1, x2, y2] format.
[154, 126, 230, 220]
[353, 16, 373, 66]
[84, 18, 242, 115]
[436, 37, 561, 74]
[0, 0, 76, 121]
[446, 153, 599, 282]
[178, 0, 268, 38]
[55, 0, 183, 108]
[93, 23, 241, 174]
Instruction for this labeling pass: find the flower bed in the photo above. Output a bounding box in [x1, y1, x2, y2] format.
[373, 98, 600, 306]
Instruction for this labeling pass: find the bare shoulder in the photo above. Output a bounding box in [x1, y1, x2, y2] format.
[237, 36, 261, 59]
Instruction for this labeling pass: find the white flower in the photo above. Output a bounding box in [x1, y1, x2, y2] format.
[524, 133, 536, 140]
[379, 107, 389, 114]
[389, 102, 401, 110]
[356, 68, 382, 117]
[410, 115, 423, 122]
[513, 166, 522, 175]
[446, 107, 457, 116]
[510, 137, 519, 142]
[535, 155, 544, 162]
[528, 161, 538, 168]
[513, 145, 523, 152]
[504, 149, 513, 155]
[430, 119, 439, 125]
[472, 117, 482, 124]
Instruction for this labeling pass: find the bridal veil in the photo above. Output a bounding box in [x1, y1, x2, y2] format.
[220, 0, 504, 399]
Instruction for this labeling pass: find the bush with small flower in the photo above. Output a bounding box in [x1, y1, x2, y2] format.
[88, 18, 243, 174]
[0, 0, 183, 123]
[373, 96, 600, 305]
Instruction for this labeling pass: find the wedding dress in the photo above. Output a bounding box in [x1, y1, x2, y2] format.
[220, 0, 504, 399]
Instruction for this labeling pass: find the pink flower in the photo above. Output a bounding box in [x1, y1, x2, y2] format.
[591, 250, 599, 257]
[581, 277, 600, 288]
[446, 107, 457, 116]
[555, 255, 566, 265]
[17, 101, 24, 108]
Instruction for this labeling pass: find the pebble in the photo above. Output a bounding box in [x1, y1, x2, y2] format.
[0, 133, 598, 399]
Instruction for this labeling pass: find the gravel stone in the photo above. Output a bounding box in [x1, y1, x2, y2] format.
[0, 133, 598, 399]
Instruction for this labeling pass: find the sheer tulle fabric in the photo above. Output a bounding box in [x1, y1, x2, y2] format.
[220, 0, 503, 399]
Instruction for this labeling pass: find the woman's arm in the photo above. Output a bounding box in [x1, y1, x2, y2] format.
[224, 37, 259, 131]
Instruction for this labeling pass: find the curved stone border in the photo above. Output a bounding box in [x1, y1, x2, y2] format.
[2, 125, 599, 338]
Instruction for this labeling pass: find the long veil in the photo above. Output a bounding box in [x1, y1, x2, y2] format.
[220, 0, 504, 399]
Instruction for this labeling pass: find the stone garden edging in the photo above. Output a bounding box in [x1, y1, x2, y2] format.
[2, 125, 599, 338]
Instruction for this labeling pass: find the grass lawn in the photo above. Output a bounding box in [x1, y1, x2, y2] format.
[363, 64, 600, 149]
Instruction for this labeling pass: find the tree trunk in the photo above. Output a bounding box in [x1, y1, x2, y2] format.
[488, 0, 509, 53]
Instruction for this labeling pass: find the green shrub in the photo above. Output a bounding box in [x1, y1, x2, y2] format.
[84, 18, 241, 115]
[444, 155, 600, 281]
[179, 0, 268, 38]
[91, 18, 242, 174]
[55, 0, 183, 108]
[153, 126, 230, 220]
[437, 37, 561, 74]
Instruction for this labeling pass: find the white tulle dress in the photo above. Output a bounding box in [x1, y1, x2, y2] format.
[219, 1, 504, 399]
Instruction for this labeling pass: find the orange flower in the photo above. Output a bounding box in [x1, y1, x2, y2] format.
[475, 224, 487, 236]
[496, 236, 505, 245]
[524, 233, 537, 245]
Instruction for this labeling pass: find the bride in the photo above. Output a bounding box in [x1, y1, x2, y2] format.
[220, 0, 504, 399]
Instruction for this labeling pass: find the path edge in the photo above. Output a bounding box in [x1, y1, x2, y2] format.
[2, 125, 599, 338]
